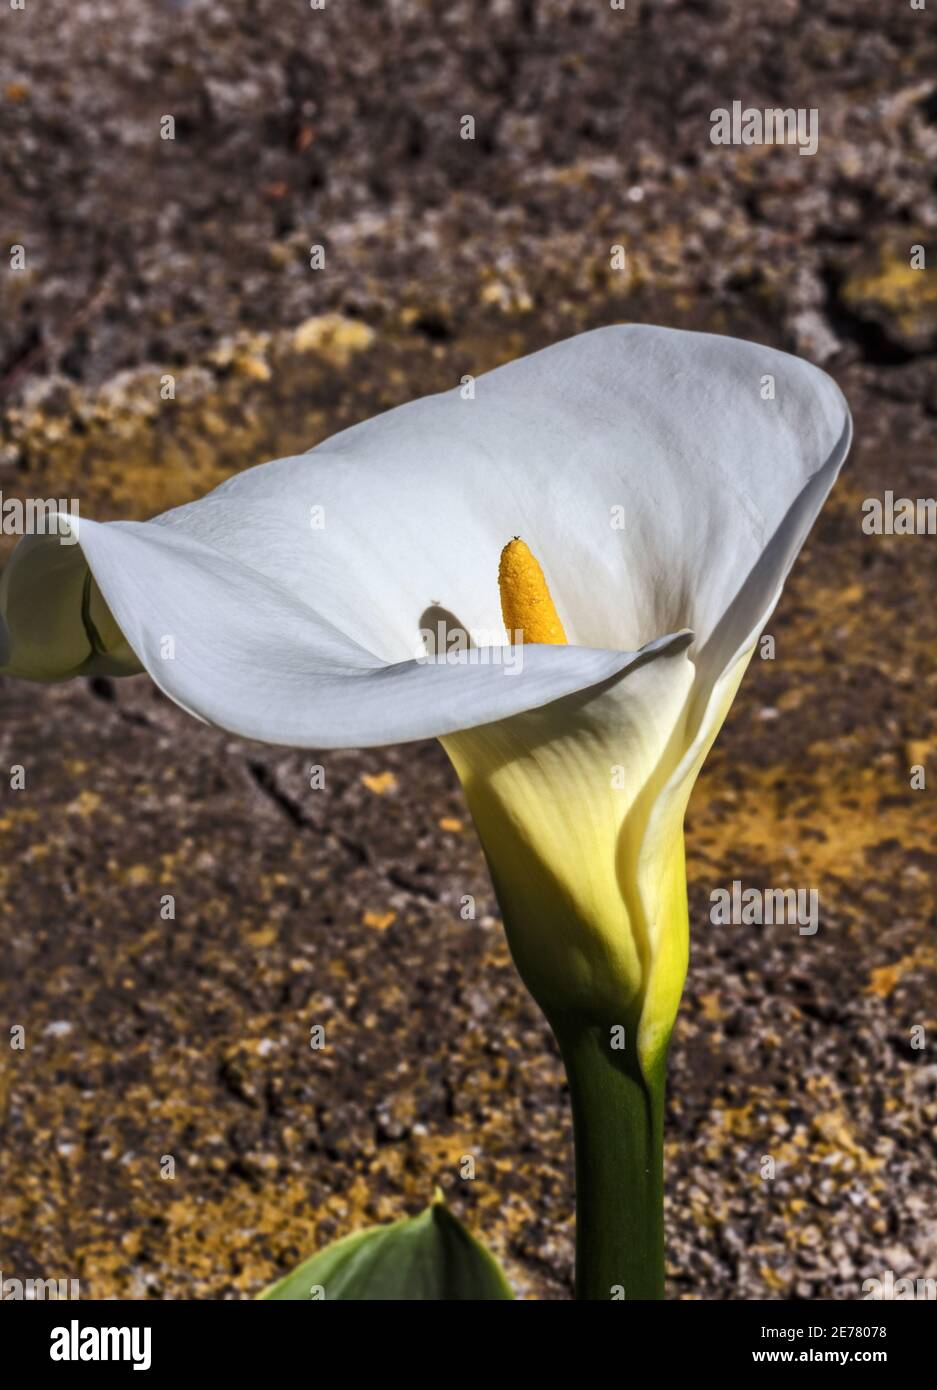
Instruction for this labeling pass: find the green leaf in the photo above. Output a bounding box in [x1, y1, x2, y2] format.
[258, 1193, 514, 1301]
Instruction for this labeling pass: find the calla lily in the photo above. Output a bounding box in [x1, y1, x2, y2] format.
[0, 325, 851, 1299]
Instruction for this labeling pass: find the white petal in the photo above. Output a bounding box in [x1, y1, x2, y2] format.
[0, 325, 848, 756]
[2, 517, 693, 747]
[147, 325, 850, 663]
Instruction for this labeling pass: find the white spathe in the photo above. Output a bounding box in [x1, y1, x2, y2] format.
[0, 325, 851, 1066]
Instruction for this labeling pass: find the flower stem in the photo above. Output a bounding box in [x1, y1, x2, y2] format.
[555, 1022, 666, 1301]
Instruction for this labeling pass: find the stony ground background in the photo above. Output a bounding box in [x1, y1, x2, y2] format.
[0, 0, 936, 1300]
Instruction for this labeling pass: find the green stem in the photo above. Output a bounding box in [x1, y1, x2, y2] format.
[555, 1022, 666, 1301]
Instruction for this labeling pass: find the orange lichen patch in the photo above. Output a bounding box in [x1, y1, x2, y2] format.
[481, 936, 513, 970]
[404, 1129, 478, 1173]
[291, 312, 376, 363]
[905, 740, 932, 767]
[759, 1264, 789, 1292]
[479, 277, 534, 314]
[688, 756, 935, 886]
[865, 947, 937, 997]
[697, 992, 723, 1022]
[245, 924, 279, 949]
[712, 1101, 758, 1138]
[361, 771, 397, 795]
[439, 816, 464, 833]
[811, 1108, 883, 1172]
[21, 841, 52, 863]
[362, 909, 396, 931]
[775, 686, 807, 713]
[867, 962, 904, 998]
[841, 247, 937, 337]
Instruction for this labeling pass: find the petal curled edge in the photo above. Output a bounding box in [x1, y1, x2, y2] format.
[0, 515, 694, 748]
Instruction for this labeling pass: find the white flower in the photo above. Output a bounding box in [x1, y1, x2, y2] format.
[0, 326, 850, 1067]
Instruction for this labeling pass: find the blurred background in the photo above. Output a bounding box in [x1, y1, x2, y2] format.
[1, 0, 935, 1299]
